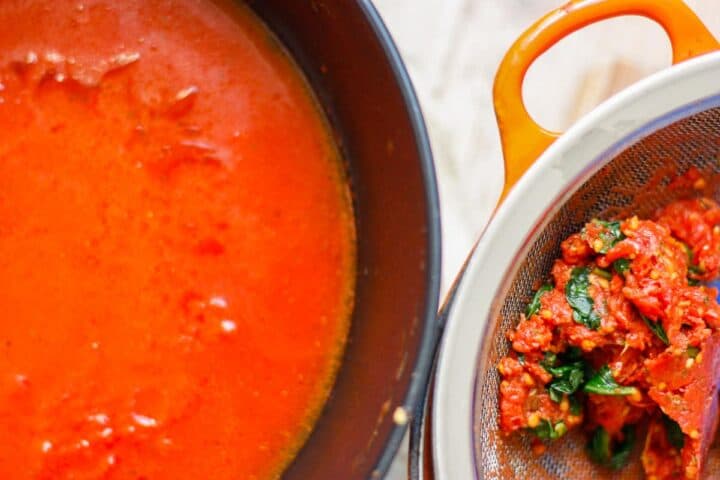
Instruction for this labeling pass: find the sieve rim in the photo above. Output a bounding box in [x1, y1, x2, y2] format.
[431, 52, 720, 480]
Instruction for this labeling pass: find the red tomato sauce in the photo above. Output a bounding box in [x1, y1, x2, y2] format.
[0, 1, 355, 479]
[498, 195, 720, 479]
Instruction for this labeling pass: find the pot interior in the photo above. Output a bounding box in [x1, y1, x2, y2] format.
[247, 1, 441, 478]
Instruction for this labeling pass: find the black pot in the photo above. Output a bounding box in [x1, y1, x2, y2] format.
[245, 1, 442, 478]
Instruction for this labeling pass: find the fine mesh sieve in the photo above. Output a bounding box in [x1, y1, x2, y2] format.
[422, 1, 720, 479]
[473, 106, 720, 479]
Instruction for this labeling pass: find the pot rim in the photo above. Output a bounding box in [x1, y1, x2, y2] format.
[354, 1, 443, 478]
[431, 51, 720, 479]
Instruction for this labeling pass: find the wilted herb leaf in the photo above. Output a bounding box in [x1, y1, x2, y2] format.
[588, 426, 635, 470]
[570, 395, 583, 415]
[546, 363, 586, 402]
[584, 366, 637, 396]
[533, 419, 568, 441]
[661, 414, 685, 450]
[526, 284, 553, 318]
[642, 315, 669, 345]
[540, 350, 589, 404]
[566, 267, 602, 330]
[613, 258, 631, 276]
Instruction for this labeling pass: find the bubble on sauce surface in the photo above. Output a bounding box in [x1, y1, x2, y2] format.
[36, 402, 180, 477]
[220, 319, 237, 334]
[208, 295, 228, 309]
[182, 291, 233, 321]
[179, 291, 243, 345]
[131, 413, 159, 428]
[88, 413, 109, 425]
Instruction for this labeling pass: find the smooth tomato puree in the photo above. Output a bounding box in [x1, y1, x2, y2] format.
[0, 1, 355, 478]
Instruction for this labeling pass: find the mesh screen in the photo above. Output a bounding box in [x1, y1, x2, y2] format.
[473, 106, 720, 478]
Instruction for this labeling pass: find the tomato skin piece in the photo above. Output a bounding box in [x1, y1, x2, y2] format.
[648, 335, 720, 441]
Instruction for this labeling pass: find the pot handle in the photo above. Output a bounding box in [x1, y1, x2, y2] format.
[494, 0, 719, 200]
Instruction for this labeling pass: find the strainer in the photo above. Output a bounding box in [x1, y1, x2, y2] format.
[418, 0, 720, 478]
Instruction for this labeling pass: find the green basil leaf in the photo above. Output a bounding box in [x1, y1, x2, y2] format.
[533, 419, 554, 439]
[517, 353, 526, 365]
[588, 426, 611, 466]
[613, 258, 631, 276]
[588, 426, 635, 470]
[570, 395, 583, 415]
[592, 220, 625, 254]
[642, 315, 669, 345]
[661, 414, 685, 450]
[526, 284, 553, 318]
[533, 419, 568, 441]
[584, 366, 637, 396]
[548, 388, 562, 403]
[543, 355, 588, 403]
[545, 364, 573, 377]
[566, 267, 602, 330]
[547, 363, 585, 391]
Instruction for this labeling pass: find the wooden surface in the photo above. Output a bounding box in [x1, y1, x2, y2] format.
[370, 0, 720, 478]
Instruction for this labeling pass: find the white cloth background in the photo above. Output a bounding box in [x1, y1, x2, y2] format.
[369, 1, 720, 478]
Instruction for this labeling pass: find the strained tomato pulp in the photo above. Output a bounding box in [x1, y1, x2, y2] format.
[0, 1, 355, 478]
[498, 194, 720, 479]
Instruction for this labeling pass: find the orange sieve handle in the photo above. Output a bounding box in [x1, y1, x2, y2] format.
[494, 0, 720, 201]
